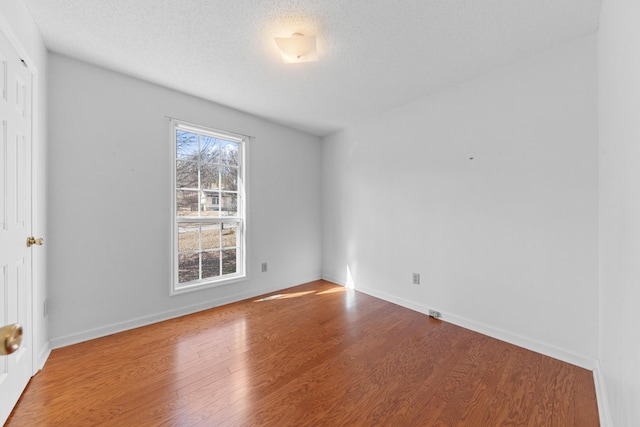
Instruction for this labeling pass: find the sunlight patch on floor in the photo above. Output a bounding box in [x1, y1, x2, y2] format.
[254, 291, 316, 302]
[316, 287, 345, 295]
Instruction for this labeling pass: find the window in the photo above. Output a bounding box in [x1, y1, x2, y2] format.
[171, 120, 246, 293]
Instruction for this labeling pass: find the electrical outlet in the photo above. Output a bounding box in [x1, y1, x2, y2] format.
[412, 273, 420, 285]
[261, 262, 268, 273]
[428, 309, 441, 319]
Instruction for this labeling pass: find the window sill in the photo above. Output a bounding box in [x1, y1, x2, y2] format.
[170, 274, 247, 296]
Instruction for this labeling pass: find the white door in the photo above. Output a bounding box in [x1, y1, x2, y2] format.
[0, 31, 33, 424]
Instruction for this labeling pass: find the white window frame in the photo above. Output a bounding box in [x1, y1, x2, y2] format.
[170, 119, 247, 295]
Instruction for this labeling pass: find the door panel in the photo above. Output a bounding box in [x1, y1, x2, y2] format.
[0, 30, 33, 424]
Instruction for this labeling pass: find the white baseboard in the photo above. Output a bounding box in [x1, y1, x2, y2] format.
[444, 312, 598, 370]
[322, 276, 598, 370]
[49, 279, 318, 349]
[320, 274, 345, 287]
[592, 362, 612, 427]
[36, 342, 51, 371]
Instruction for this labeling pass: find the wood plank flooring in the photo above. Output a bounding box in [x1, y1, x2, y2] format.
[6, 280, 599, 426]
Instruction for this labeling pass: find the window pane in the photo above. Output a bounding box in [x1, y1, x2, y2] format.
[202, 251, 220, 279]
[222, 249, 237, 274]
[177, 131, 199, 161]
[222, 223, 237, 248]
[176, 160, 198, 189]
[178, 253, 199, 283]
[221, 166, 238, 191]
[201, 163, 219, 190]
[221, 140, 239, 167]
[178, 223, 200, 252]
[220, 193, 238, 216]
[200, 190, 220, 217]
[202, 223, 221, 251]
[176, 190, 199, 216]
[200, 136, 219, 164]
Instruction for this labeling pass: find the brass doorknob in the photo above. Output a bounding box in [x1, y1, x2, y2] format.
[27, 236, 43, 247]
[0, 323, 22, 355]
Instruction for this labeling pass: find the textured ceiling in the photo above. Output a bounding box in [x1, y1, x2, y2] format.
[23, 0, 601, 136]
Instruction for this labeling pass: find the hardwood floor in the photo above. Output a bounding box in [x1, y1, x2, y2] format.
[6, 280, 599, 426]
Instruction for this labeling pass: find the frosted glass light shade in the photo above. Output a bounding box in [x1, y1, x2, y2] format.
[274, 33, 318, 63]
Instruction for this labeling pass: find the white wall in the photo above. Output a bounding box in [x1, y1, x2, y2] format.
[0, 0, 49, 368]
[322, 35, 599, 366]
[599, 0, 640, 425]
[48, 53, 322, 346]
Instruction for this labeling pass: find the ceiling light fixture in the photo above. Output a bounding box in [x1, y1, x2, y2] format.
[274, 33, 318, 64]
